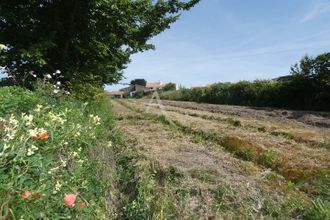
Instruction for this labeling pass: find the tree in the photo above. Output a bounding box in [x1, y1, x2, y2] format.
[163, 82, 176, 91]
[0, 0, 199, 88]
[130, 79, 147, 86]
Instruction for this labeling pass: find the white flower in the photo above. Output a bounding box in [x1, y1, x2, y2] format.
[65, 91, 70, 95]
[27, 148, 34, 156]
[5, 133, 15, 140]
[34, 104, 43, 112]
[31, 145, 38, 151]
[55, 70, 61, 74]
[23, 114, 33, 126]
[56, 81, 61, 85]
[60, 159, 67, 167]
[32, 74, 37, 78]
[55, 181, 62, 191]
[53, 89, 59, 94]
[45, 74, 52, 79]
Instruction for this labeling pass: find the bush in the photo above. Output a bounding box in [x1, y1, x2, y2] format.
[0, 86, 40, 115]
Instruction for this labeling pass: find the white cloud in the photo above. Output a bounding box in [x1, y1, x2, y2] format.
[300, 2, 330, 23]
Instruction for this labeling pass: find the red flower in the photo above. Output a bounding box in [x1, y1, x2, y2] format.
[32, 132, 49, 139]
[79, 202, 87, 207]
[22, 191, 32, 199]
[64, 194, 76, 207]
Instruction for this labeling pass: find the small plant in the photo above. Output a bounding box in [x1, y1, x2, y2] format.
[225, 118, 242, 127]
[213, 186, 229, 212]
[258, 150, 279, 168]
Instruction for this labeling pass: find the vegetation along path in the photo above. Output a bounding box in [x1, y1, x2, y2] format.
[112, 99, 330, 219]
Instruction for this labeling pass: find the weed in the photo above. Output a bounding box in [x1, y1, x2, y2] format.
[225, 118, 242, 127]
[258, 150, 279, 168]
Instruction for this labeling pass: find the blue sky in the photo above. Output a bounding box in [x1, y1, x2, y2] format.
[106, 0, 330, 91]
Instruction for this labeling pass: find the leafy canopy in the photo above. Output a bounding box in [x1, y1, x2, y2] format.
[0, 0, 199, 88]
[130, 79, 147, 86]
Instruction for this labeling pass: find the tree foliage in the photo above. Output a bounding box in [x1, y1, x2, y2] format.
[163, 82, 176, 91]
[0, 0, 199, 88]
[130, 78, 147, 86]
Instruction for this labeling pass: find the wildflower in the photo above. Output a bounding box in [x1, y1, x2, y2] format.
[23, 114, 33, 126]
[74, 131, 81, 137]
[53, 89, 59, 94]
[48, 112, 66, 125]
[27, 148, 34, 156]
[9, 115, 18, 127]
[22, 191, 32, 199]
[5, 133, 15, 140]
[60, 159, 67, 167]
[64, 194, 76, 207]
[45, 74, 52, 79]
[34, 104, 43, 112]
[56, 81, 61, 85]
[55, 181, 62, 191]
[55, 70, 61, 74]
[31, 145, 38, 151]
[72, 151, 79, 157]
[65, 91, 70, 95]
[79, 202, 87, 207]
[32, 132, 49, 139]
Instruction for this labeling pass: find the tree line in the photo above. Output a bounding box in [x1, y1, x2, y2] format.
[160, 53, 330, 111]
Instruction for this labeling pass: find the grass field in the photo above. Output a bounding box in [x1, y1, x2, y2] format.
[111, 98, 330, 219]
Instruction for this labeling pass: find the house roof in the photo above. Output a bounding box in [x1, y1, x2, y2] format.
[146, 82, 164, 88]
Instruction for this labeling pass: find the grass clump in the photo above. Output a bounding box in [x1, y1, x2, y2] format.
[225, 118, 242, 127]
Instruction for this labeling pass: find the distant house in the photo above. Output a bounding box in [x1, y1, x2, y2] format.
[146, 82, 165, 90]
[120, 84, 148, 97]
[107, 90, 125, 98]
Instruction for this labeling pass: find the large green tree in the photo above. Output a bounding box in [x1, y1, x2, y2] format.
[0, 0, 199, 88]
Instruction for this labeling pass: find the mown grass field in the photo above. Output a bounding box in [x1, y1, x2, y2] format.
[111, 98, 330, 219]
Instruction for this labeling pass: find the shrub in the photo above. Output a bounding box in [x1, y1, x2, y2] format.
[0, 86, 40, 115]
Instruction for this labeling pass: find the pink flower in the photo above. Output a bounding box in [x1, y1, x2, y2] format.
[64, 194, 76, 207]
